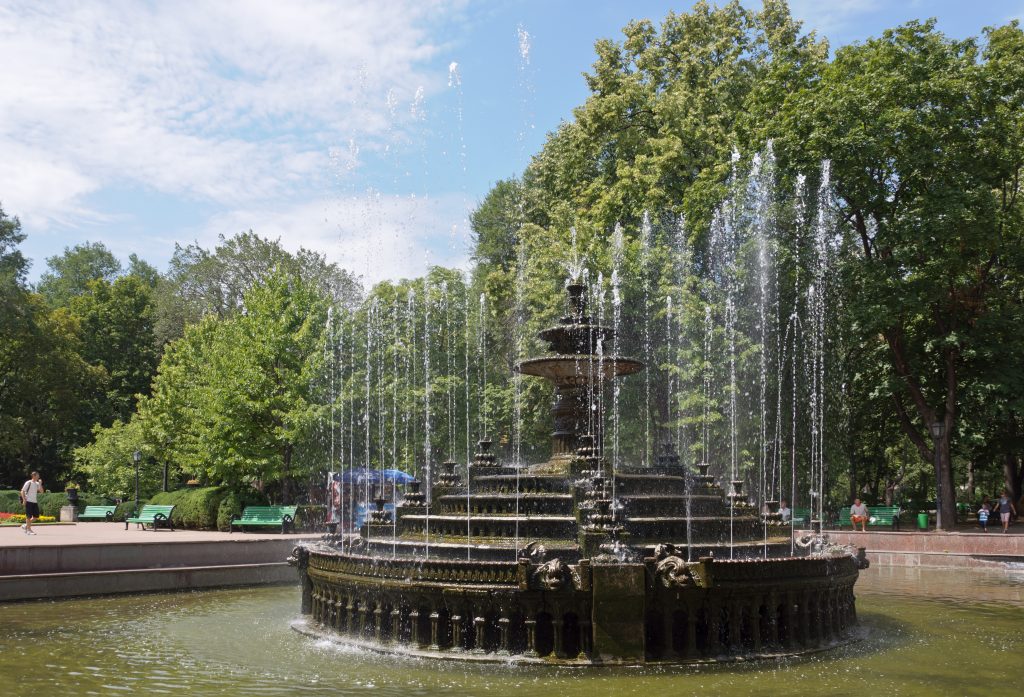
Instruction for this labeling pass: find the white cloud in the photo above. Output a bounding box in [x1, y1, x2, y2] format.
[787, 0, 882, 38]
[0, 0, 460, 229]
[198, 192, 475, 286]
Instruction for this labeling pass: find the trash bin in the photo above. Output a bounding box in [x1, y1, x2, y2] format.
[917, 512, 929, 530]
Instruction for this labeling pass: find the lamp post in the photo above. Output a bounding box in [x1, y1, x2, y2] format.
[929, 421, 945, 530]
[133, 450, 142, 516]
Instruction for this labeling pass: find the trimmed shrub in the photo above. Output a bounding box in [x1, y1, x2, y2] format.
[113, 499, 148, 521]
[0, 490, 109, 517]
[296, 504, 326, 532]
[216, 488, 270, 532]
[150, 487, 228, 529]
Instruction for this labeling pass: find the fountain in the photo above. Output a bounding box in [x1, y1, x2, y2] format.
[291, 279, 866, 664]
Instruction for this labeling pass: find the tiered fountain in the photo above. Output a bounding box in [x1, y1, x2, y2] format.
[290, 280, 865, 664]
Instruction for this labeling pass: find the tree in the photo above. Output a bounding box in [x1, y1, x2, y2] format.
[69, 275, 159, 424]
[0, 205, 105, 486]
[143, 270, 329, 499]
[153, 231, 361, 346]
[779, 20, 1024, 528]
[37, 242, 122, 307]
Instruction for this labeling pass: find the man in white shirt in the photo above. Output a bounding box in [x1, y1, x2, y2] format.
[19, 471, 45, 535]
[850, 498, 869, 532]
[778, 499, 792, 523]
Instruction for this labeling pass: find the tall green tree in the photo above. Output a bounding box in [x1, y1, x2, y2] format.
[778, 20, 1024, 528]
[37, 241, 122, 307]
[143, 270, 329, 499]
[69, 275, 159, 424]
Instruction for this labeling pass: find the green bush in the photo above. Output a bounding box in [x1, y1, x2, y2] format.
[216, 488, 270, 531]
[0, 490, 109, 517]
[150, 487, 228, 529]
[296, 504, 325, 532]
[113, 499, 148, 521]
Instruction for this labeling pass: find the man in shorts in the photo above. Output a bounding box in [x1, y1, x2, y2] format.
[850, 498, 869, 532]
[19, 471, 45, 535]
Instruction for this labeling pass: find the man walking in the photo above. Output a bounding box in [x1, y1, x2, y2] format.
[19, 471, 44, 535]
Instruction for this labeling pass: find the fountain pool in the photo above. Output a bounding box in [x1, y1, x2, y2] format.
[1, 566, 1019, 694]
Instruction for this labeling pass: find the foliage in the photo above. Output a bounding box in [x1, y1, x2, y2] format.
[72, 417, 172, 499]
[216, 488, 270, 531]
[37, 242, 122, 307]
[149, 487, 229, 529]
[0, 490, 107, 517]
[153, 231, 361, 346]
[68, 275, 159, 424]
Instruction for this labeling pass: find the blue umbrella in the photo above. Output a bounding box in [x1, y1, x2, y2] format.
[381, 468, 416, 484]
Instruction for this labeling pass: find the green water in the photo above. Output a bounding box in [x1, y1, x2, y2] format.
[1, 566, 1020, 696]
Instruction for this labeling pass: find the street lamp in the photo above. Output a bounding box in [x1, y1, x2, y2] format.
[930, 421, 945, 530]
[133, 450, 142, 516]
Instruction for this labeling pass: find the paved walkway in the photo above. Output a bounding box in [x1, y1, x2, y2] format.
[0, 521, 316, 547]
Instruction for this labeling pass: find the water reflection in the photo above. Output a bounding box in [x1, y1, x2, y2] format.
[0, 568, 1019, 695]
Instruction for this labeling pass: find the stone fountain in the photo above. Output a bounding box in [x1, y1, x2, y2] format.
[290, 280, 865, 664]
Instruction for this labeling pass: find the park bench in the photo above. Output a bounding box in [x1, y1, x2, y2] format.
[125, 504, 176, 531]
[838, 505, 901, 530]
[78, 505, 117, 521]
[230, 505, 299, 534]
[790, 508, 810, 526]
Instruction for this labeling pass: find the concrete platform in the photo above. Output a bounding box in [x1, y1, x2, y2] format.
[0, 522, 318, 601]
[808, 527, 1024, 568]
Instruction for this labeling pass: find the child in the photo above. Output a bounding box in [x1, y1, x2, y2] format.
[978, 500, 990, 532]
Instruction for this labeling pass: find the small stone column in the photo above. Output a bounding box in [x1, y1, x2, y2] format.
[497, 615, 511, 655]
[374, 606, 385, 642]
[430, 611, 442, 650]
[391, 608, 402, 643]
[766, 593, 779, 646]
[409, 609, 421, 646]
[686, 611, 699, 658]
[472, 616, 487, 654]
[579, 617, 593, 658]
[662, 611, 675, 658]
[728, 601, 742, 651]
[523, 618, 538, 657]
[552, 616, 566, 658]
[750, 601, 762, 652]
[450, 614, 464, 651]
[707, 603, 722, 655]
[799, 591, 812, 648]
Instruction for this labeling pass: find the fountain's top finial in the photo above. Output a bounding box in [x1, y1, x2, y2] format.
[566, 281, 587, 320]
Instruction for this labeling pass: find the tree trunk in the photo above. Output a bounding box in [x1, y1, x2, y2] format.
[1004, 453, 1022, 507]
[935, 434, 957, 532]
[966, 460, 975, 502]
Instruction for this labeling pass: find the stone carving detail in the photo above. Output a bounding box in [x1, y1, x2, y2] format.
[287, 545, 310, 570]
[518, 541, 547, 563]
[531, 558, 582, 591]
[655, 556, 703, 588]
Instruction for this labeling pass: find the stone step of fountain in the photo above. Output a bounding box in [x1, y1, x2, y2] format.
[469, 474, 570, 494]
[399, 514, 577, 540]
[359, 537, 581, 562]
[436, 493, 575, 516]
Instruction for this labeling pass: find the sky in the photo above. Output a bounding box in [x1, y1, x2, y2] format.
[2, 0, 1022, 286]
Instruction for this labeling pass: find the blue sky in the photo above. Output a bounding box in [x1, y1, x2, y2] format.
[2, 0, 1021, 285]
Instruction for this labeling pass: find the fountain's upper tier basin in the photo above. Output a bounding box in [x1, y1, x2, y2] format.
[518, 355, 644, 385]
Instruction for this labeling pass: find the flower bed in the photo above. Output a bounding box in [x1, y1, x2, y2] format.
[0, 512, 57, 525]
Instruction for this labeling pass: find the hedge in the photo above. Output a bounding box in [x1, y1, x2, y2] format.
[0, 490, 109, 518]
[149, 487, 229, 530]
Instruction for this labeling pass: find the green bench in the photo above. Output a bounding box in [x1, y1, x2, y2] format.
[791, 508, 810, 526]
[79, 505, 117, 521]
[125, 504, 176, 531]
[230, 505, 299, 534]
[838, 505, 901, 530]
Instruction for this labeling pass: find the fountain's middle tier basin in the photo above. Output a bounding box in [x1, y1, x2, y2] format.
[517, 355, 644, 384]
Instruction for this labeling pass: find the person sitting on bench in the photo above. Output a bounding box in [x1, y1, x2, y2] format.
[850, 498, 869, 532]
